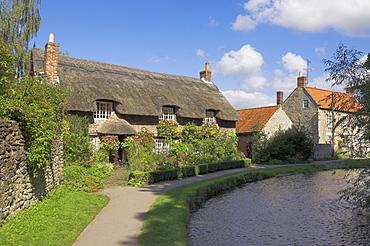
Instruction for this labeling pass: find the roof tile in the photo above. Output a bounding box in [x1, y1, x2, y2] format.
[305, 87, 362, 112]
[236, 106, 279, 133]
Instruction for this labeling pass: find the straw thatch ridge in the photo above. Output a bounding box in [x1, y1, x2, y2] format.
[31, 48, 241, 121]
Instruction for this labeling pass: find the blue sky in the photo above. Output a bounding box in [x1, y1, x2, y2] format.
[33, 0, 370, 110]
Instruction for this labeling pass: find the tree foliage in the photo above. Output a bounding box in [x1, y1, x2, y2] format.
[0, 0, 42, 76]
[323, 43, 370, 140]
[0, 76, 68, 168]
[252, 128, 314, 164]
[0, 40, 15, 91]
[63, 114, 93, 167]
[324, 43, 370, 212]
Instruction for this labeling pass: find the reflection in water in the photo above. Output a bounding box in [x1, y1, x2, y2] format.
[189, 170, 370, 246]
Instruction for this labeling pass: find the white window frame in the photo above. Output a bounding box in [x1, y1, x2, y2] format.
[94, 101, 113, 120]
[327, 112, 333, 128]
[159, 107, 175, 121]
[203, 110, 216, 123]
[155, 138, 170, 153]
[303, 99, 309, 108]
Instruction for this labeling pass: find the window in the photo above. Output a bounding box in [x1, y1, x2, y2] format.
[159, 107, 175, 121]
[303, 100, 309, 108]
[203, 110, 216, 123]
[155, 138, 170, 153]
[94, 101, 113, 119]
[327, 112, 333, 128]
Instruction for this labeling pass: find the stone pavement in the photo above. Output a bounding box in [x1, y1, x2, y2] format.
[72, 161, 338, 246]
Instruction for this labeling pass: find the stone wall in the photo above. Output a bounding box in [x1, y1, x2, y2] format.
[0, 119, 63, 225]
[282, 87, 320, 144]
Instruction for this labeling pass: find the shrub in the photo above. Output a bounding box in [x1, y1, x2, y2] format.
[63, 115, 93, 167]
[252, 128, 314, 164]
[63, 162, 113, 192]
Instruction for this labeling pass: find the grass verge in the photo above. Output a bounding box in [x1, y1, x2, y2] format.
[138, 165, 329, 246]
[0, 185, 109, 246]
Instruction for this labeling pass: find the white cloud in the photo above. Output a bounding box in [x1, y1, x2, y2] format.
[315, 47, 326, 59]
[281, 52, 306, 73]
[308, 74, 345, 91]
[208, 16, 220, 27]
[196, 49, 206, 58]
[232, 14, 256, 31]
[268, 69, 297, 93]
[233, 0, 370, 37]
[147, 55, 170, 63]
[222, 90, 275, 109]
[217, 44, 267, 92]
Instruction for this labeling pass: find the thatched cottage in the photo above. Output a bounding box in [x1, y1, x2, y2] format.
[30, 34, 241, 157]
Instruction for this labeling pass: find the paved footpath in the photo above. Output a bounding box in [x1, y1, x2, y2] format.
[72, 161, 338, 246]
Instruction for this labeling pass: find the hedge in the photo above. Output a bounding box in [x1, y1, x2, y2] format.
[129, 159, 251, 185]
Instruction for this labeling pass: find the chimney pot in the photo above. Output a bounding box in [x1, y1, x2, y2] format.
[48, 33, 54, 43]
[200, 63, 212, 82]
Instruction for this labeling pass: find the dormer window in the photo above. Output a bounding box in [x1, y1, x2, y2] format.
[204, 110, 216, 123]
[159, 107, 175, 121]
[94, 101, 113, 120]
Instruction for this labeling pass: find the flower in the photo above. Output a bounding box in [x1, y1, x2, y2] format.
[100, 135, 120, 152]
[157, 119, 180, 140]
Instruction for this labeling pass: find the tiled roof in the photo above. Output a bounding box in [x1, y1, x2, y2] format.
[305, 87, 362, 112]
[236, 106, 279, 134]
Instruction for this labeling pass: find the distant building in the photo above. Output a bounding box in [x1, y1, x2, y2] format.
[282, 74, 363, 158]
[237, 72, 364, 159]
[236, 94, 293, 158]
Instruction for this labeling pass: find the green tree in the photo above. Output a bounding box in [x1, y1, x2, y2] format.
[0, 76, 68, 168]
[324, 43, 370, 212]
[252, 128, 314, 164]
[323, 43, 370, 139]
[0, 0, 42, 77]
[0, 40, 15, 92]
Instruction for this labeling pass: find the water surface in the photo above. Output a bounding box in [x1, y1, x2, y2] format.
[190, 170, 370, 246]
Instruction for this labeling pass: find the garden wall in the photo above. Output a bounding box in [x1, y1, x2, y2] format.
[0, 119, 63, 225]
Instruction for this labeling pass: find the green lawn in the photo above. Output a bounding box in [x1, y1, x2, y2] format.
[0, 186, 109, 246]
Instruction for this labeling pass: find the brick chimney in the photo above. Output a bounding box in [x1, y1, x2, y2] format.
[297, 71, 307, 87]
[44, 33, 60, 83]
[277, 91, 283, 105]
[200, 62, 212, 82]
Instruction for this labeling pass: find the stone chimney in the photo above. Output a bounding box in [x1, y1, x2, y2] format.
[44, 33, 60, 83]
[297, 71, 307, 87]
[200, 62, 212, 82]
[277, 91, 283, 105]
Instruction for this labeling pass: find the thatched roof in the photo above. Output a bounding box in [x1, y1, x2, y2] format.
[98, 114, 137, 135]
[31, 48, 241, 121]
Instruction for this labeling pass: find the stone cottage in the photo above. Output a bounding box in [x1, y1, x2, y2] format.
[236, 92, 293, 158]
[282, 73, 363, 158]
[30, 34, 241, 160]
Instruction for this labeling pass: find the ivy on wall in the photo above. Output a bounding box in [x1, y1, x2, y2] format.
[0, 72, 68, 168]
